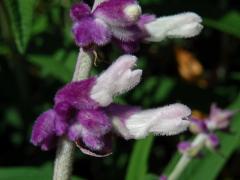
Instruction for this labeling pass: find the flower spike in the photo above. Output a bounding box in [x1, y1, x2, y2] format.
[70, 1, 203, 52]
[31, 55, 191, 156]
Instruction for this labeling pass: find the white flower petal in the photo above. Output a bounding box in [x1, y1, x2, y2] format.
[125, 103, 191, 139]
[90, 55, 142, 106]
[145, 12, 203, 42]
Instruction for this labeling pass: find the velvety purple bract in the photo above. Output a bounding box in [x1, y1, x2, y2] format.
[70, 3, 91, 21]
[54, 77, 98, 110]
[93, 0, 138, 26]
[114, 39, 140, 53]
[70, 0, 155, 52]
[31, 109, 57, 151]
[82, 134, 104, 150]
[72, 17, 112, 47]
[77, 109, 111, 135]
[31, 75, 144, 156]
[31, 77, 114, 155]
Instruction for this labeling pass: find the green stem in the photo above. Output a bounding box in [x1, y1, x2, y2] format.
[53, 48, 93, 180]
[168, 134, 207, 180]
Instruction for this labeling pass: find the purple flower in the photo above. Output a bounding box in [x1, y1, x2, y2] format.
[189, 118, 208, 134]
[205, 133, 219, 150]
[159, 175, 168, 180]
[31, 109, 57, 151]
[206, 103, 236, 130]
[31, 55, 191, 156]
[177, 141, 191, 154]
[177, 104, 237, 158]
[70, 0, 203, 52]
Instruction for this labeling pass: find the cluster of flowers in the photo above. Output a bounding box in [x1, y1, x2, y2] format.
[159, 105, 237, 180]
[178, 104, 236, 156]
[31, 55, 191, 156]
[31, 0, 204, 156]
[70, 0, 202, 52]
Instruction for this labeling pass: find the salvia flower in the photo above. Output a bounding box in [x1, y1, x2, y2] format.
[206, 103, 236, 130]
[178, 104, 236, 155]
[189, 117, 208, 134]
[177, 141, 191, 154]
[70, 0, 203, 52]
[159, 175, 168, 180]
[31, 55, 191, 156]
[205, 133, 219, 150]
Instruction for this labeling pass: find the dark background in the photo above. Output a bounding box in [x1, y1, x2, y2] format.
[0, 0, 240, 179]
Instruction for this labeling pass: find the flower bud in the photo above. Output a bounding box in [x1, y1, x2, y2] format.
[124, 4, 142, 22]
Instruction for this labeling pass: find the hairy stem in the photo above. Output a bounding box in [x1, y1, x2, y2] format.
[53, 48, 93, 180]
[168, 134, 207, 180]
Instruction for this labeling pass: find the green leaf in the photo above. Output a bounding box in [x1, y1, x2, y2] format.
[144, 174, 159, 180]
[153, 77, 175, 103]
[204, 11, 240, 38]
[230, 72, 240, 81]
[0, 163, 85, 180]
[164, 94, 240, 180]
[125, 135, 154, 180]
[4, 107, 22, 129]
[0, 163, 52, 180]
[28, 50, 77, 82]
[4, 0, 35, 53]
[131, 76, 175, 104]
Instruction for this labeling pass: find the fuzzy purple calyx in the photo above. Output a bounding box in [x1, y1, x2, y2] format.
[31, 109, 57, 151]
[31, 77, 113, 156]
[177, 141, 191, 154]
[70, 0, 155, 52]
[70, 3, 91, 21]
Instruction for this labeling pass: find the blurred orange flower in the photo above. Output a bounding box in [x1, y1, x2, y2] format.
[175, 47, 207, 87]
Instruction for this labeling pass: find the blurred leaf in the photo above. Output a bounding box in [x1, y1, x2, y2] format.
[0, 163, 52, 180]
[4, 0, 35, 53]
[28, 50, 77, 82]
[164, 93, 240, 180]
[0, 163, 85, 180]
[144, 174, 159, 180]
[0, 43, 11, 55]
[32, 15, 48, 35]
[11, 132, 23, 146]
[139, 0, 165, 5]
[204, 11, 240, 38]
[230, 72, 240, 81]
[4, 108, 22, 129]
[153, 77, 175, 103]
[132, 77, 175, 104]
[125, 135, 154, 180]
